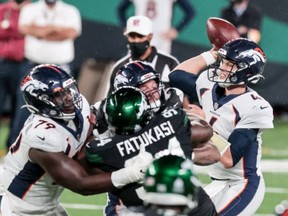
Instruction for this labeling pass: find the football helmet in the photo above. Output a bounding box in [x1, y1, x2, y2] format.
[104, 86, 151, 135]
[21, 64, 82, 121]
[144, 155, 200, 211]
[114, 61, 163, 112]
[208, 38, 266, 88]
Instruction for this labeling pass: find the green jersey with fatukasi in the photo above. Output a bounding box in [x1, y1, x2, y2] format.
[86, 107, 193, 207]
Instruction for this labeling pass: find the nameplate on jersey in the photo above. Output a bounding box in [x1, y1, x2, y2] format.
[116, 121, 175, 157]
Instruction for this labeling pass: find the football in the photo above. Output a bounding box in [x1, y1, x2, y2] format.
[206, 17, 240, 50]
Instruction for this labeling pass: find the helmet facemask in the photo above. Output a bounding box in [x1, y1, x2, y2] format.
[138, 79, 164, 113]
[208, 56, 243, 88]
[49, 81, 82, 121]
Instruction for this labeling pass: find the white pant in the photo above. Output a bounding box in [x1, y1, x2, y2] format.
[1, 194, 69, 216]
[204, 177, 265, 216]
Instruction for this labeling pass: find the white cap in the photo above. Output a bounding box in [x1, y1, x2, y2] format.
[124, 15, 153, 36]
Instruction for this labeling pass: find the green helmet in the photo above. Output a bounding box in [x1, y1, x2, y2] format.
[105, 86, 151, 134]
[144, 155, 200, 210]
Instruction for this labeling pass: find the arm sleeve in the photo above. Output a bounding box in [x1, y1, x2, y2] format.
[228, 128, 258, 166]
[174, 0, 195, 32]
[169, 70, 198, 101]
[117, 0, 132, 27]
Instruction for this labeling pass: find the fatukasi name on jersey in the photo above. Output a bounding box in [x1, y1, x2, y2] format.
[86, 107, 193, 207]
[86, 107, 192, 170]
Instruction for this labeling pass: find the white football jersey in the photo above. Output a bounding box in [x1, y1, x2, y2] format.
[1, 95, 91, 215]
[196, 71, 274, 180]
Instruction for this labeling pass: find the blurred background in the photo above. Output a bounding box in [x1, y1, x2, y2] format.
[1, 0, 288, 117]
[0, 0, 287, 215]
[68, 0, 288, 116]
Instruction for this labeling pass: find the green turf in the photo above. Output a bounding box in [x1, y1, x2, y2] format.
[1, 117, 288, 215]
[60, 172, 288, 215]
[262, 119, 288, 159]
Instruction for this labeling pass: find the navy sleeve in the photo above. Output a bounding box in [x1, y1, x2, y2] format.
[169, 70, 198, 101]
[117, 0, 132, 27]
[174, 0, 195, 32]
[228, 128, 258, 166]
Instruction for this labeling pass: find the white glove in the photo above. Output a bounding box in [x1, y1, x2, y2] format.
[111, 145, 153, 188]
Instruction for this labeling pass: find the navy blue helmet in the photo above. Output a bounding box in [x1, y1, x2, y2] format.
[21, 64, 82, 121]
[208, 38, 266, 88]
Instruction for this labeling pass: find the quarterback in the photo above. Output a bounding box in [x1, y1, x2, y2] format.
[169, 38, 274, 215]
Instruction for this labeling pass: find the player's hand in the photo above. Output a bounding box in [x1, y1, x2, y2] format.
[111, 145, 153, 188]
[127, 144, 154, 183]
[184, 104, 208, 126]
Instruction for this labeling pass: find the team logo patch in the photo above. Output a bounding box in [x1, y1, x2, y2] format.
[21, 79, 49, 98]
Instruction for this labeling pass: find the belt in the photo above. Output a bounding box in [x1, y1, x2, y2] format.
[211, 177, 231, 181]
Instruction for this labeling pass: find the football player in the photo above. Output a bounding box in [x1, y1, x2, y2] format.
[0, 64, 151, 215]
[119, 155, 217, 216]
[169, 38, 274, 215]
[87, 84, 220, 216]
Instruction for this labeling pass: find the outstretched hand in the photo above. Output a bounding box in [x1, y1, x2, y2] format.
[125, 145, 154, 183]
[111, 145, 153, 188]
[184, 104, 208, 126]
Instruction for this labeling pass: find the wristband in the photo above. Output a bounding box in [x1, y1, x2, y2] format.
[210, 132, 231, 156]
[201, 51, 216, 66]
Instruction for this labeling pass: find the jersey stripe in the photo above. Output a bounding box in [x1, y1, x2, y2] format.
[8, 161, 45, 199]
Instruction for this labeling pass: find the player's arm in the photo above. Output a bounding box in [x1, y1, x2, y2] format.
[172, 48, 217, 75]
[29, 148, 151, 195]
[29, 149, 114, 195]
[193, 141, 220, 166]
[219, 128, 258, 168]
[169, 48, 217, 99]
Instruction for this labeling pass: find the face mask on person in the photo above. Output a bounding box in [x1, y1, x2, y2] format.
[45, 0, 58, 5]
[128, 41, 150, 59]
[15, 0, 25, 4]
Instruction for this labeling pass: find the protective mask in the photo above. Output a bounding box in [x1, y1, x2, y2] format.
[45, 0, 58, 5]
[128, 41, 150, 59]
[15, 0, 25, 4]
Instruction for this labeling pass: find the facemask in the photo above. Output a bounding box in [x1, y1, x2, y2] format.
[45, 0, 58, 5]
[15, 0, 25, 4]
[128, 41, 150, 59]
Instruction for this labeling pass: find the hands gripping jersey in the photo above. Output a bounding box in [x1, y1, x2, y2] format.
[86, 107, 192, 207]
[1, 95, 91, 215]
[196, 71, 273, 180]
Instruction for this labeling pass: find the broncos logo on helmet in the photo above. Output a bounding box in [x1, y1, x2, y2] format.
[208, 38, 267, 88]
[21, 64, 82, 121]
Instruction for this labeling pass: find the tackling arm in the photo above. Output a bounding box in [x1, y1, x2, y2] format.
[29, 149, 114, 195]
[29, 147, 152, 195]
